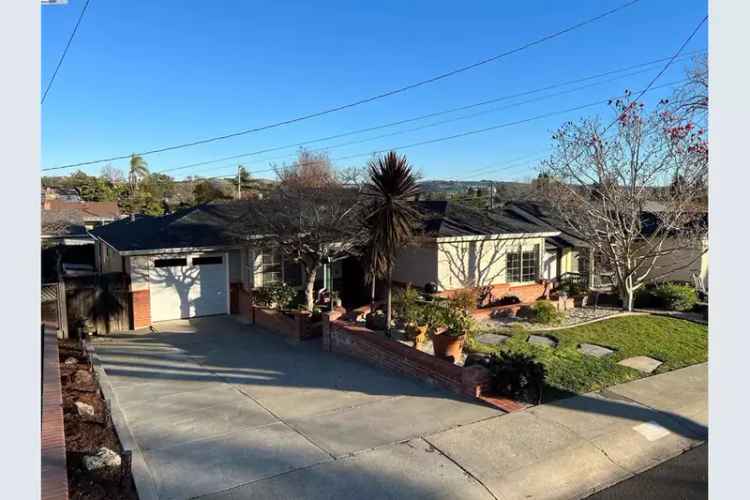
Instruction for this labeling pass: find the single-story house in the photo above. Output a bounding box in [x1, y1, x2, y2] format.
[89, 201, 340, 329]
[503, 201, 595, 285]
[392, 201, 561, 302]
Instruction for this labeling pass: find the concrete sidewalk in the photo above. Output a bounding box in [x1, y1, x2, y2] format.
[219, 363, 707, 500]
[424, 363, 707, 500]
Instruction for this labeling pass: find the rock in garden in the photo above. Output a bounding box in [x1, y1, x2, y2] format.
[528, 335, 558, 348]
[83, 447, 121, 471]
[476, 333, 510, 346]
[577, 343, 614, 358]
[618, 356, 663, 374]
[74, 401, 95, 419]
[73, 370, 94, 386]
[64, 357, 78, 366]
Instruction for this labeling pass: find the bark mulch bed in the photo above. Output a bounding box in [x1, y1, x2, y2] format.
[58, 339, 138, 500]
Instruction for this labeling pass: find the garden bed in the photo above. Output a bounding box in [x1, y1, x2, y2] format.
[467, 315, 708, 397]
[475, 305, 620, 332]
[58, 339, 138, 500]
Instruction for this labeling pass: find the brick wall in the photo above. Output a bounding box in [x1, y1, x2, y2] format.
[41, 327, 69, 500]
[322, 313, 492, 398]
[251, 306, 320, 343]
[437, 282, 547, 304]
[229, 283, 243, 314]
[131, 289, 151, 329]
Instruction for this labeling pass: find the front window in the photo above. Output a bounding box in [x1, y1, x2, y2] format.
[506, 244, 539, 282]
[261, 249, 282, 286]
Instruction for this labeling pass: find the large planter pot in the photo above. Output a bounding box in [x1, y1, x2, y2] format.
[405, 324, 429, 348]
[432, 330, 466, 363]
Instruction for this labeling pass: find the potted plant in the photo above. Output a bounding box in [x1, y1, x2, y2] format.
[395, 286, 428, 347]
[430, 300, 474, 362]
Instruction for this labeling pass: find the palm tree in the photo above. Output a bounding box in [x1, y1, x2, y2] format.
[363, 151, 421, 335]
[128, 153, 150, 195]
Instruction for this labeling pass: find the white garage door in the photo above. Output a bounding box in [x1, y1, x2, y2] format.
[149, 254, 228, 322]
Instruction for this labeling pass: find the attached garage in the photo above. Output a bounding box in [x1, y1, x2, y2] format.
[148, 253, 229, 322]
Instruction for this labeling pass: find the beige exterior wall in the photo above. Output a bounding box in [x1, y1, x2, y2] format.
[126, 255, 151, 292]
[392, 243, 439, 288]
[434, 236, 545, 292]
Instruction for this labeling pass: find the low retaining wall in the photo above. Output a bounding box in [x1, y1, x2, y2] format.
[437, 282, 547, 305]
[41, 327, 69, 500]
[322, 311, 525, 412]
[251, 305, 323, 342]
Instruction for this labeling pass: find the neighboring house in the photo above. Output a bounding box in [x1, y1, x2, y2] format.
[505, 200, 708, 290]
[42, 198, 121, 231]
[392, 201, 560, 301]
[503, 201, 595, 285]
[89, 201, 339, 328]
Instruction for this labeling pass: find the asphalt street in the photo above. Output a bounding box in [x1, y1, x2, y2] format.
[587, 444, 707, 499]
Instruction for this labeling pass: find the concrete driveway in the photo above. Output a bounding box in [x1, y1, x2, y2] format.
[93, 316, 503, 500]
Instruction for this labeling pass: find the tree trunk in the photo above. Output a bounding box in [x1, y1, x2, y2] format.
[304, 267, 317, 312]
[618, 277, 635, 312]
[385, 265, 393, 337]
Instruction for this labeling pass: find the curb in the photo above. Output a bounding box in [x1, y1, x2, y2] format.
[87, 342, 160, 500]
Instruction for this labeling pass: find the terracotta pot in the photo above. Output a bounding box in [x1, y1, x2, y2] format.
[406, 324, 429, 348]
[432, 330, 466, 363]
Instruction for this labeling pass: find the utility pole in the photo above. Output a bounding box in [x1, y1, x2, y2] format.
[489, 182, 495, 210]
[237, 165, 242, 200]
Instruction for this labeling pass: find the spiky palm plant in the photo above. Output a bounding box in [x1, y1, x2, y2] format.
[363, 151, 421, 334]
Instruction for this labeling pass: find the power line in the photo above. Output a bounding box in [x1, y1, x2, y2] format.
[44, 0, 642, 171]
[153, 51, 701, 178]
[41, 0, 93, 104]
[157, 78, 685, 185]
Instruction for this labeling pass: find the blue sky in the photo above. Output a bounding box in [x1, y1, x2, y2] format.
[41, 0, 707, 181]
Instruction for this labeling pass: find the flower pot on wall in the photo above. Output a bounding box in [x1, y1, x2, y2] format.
[432, 331, 465, 363]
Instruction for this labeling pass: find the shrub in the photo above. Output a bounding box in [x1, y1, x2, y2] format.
[253, 283, 297, 309]
[496, 295, 521, 306]
[558, 279, 585, 297]
[652, 283, 698, 312]
[520, 300, 563, 325]
[451, 288, 479, 312]
[394, 285, 422, 325]
[486, 351, 546, 403]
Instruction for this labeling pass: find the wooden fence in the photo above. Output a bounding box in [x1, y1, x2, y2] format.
[63, 273, 131, 336]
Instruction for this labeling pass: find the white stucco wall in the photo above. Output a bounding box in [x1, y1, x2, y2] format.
[435, 236, 546, 291]
[392, 243, 439, 288]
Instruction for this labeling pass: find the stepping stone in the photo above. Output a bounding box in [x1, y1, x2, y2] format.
[618, 356, 663, 374]
[528, 335, 557, 348]
[476, 333, 510, 346]
[578, 343, 614, 358]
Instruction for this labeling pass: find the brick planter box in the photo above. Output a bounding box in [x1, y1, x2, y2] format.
[322, 311, 526, 412]
[251, 305, 322, 343]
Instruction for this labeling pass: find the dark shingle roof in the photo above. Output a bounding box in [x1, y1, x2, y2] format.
[503, 201, 590, 248]
[415, 201, 556, 237]
[90, 201, 253, 253]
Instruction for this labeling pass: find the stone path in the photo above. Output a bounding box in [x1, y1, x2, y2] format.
[477, 306, 619, 332]
[578, 343, 615, 358]
[618, 356, 663, 374]
[476, 333, 510, 346]
[528, 335, 558, 348]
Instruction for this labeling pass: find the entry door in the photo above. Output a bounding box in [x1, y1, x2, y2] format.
[149, 254, 228, 322]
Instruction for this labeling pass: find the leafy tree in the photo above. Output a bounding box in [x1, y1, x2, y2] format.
[540, 95, 707, 311]
[193, 179, 233, 204]
[128, 154, 149, 195]
[362, 151, 421, 334]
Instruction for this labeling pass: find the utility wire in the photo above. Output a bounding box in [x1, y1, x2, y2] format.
[41, 0, 93, 104]
[44, 0, 642, 171]
[152, 51, 701, 176]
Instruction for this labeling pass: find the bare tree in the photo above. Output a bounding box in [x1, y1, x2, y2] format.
[668, 54, 707, 121]
[238, 151, 366, 311]
[540, 94, 708, 311]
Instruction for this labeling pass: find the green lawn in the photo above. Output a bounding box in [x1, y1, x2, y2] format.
[466, 315, 707, 395]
